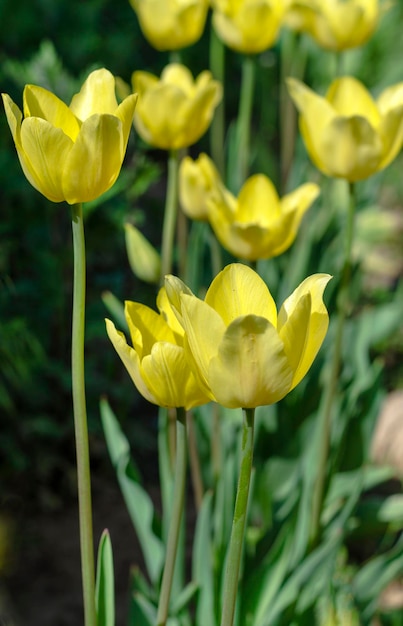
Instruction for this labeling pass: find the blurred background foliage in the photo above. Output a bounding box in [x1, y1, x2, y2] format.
[1, 0, 403, 527]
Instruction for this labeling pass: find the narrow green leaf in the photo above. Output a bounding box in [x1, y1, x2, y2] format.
[95, 529, 115, 626]
[192, 490, 216, 626]
[100, 398, 164, 584]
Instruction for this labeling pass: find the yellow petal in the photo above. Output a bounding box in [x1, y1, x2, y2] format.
[23, 85, 81, 141]
[326, 77, 380, 127]
[20, 117, 73, 202]
[278, 273, 331, 389]
[115, 94, 138, 150]
[156, 287, 185, 339]
[69, 68, 119, 119]
[180, 293, 226, 387]
[125, 223, 160, 284]
[105, 318, 157, 405]
[205, 263, 277, 326]
[125, 301, 176, 357]
[377, 82, 403, 114]
[236, 174, 280, 225]
[2, 93, 23, 148]
[141, 342, 209, 409]
[321, 115, 382, 181]
[377, 107, 403, 171]
[208, 315, 293, 408]
[62, 114, 123, 204]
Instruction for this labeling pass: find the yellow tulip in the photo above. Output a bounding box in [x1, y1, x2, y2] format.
[2, 69, 137, 204]
[207, 173, 319, 260]
[106, 289, 210, 409]
[211, 0, 284, 54]
[287, 76, 403, 182]
[284, 0, 388, 51]
[124, 223, 161, 284]
[165, 263, 331, 409]
[129, 0, 209, 51]
[179, 153, 223, 221]
[132, 64, 222, 150]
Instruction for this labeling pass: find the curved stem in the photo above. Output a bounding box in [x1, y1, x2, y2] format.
[232, 55, 255, 192]
[220, 408, 255, 626]
[210, 26, 226, 177]
[160, 149, 179, 283]
[310, 181, 356, 548]
[71, 203, 96, 626]
[157, 407, 187, 626]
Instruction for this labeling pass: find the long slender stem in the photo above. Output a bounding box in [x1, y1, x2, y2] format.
[160, 149, 179, 283]
[220, 408, 255, 626]
[310, 181, 356, 547]
[210, 26, 226, 177]
[71, 202, 96, 626]
[157, 408, 188, 626]
[232, 55, 255, 193]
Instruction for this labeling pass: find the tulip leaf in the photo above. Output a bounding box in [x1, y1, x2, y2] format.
[100, 397, 164, 585]
[192, 490, 216, 626]
[95, 529, 115, 626]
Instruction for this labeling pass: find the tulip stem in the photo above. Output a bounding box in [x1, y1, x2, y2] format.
[157, 408, 187, 626]
[232, 55, 255, 192]
[71, 202, 96, 626]
[310, 181, 356, 548]
[160, 149, 179, 283]
[220, 407, 255, 626]
[210, 26, 226, 177]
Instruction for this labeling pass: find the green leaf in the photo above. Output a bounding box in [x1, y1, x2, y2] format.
[100, 398, 164, 584]
[192, 490, 216, 626]
[95, 529, 115, 626]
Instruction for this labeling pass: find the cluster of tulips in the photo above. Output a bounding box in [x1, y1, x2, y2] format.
[3, 1, 403, 625]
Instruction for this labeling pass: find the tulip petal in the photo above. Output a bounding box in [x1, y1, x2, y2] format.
[321, 115, 382, 180]
[236, 174, 280, 224]
[62, 114, 123, 204]
[115, 94, 138, 149]
[378, 106, 403, 171]
[156, 287, 185, 339]
[179, 293, 226, 387]
[105, 319, 157, 405]
[69, 69, 119, 119]
[125, 301, 176, 356]
[23, 85, 81, 141]
[208, 315, 293, 408]
[326, 77, 379, 126]
[141, 342, 209, 409]
[205, 263, 277, 326]
[20, 117, 73, 202]
[278, 273, 331, 388]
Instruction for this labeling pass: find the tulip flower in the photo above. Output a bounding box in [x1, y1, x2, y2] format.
[179, 153, 224, 221]
[2, 69, 137, 204]
[129, 0, 209, 51]
[284, 0, 387, 52]
[287, 76, 403, 182]
[211, 0, 284, 54]
[207, 173, 319, 260]
[132, 64, 222, 150]
[106, 289, 210, 409]
[165, 263, 331, 409]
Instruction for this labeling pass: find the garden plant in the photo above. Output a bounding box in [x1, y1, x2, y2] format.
[2, 1, 403, 625]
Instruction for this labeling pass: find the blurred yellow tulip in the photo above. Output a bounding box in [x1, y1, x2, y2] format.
[125, 223, 161, 284]
[165, 263, 331, 409]
[284, 0, 388, 51]
[288, 76, 403, 181]
[207, 173, 319, 260]
[179, 153, 223, 221]
[129, 0, 209, 51]
[211, 0, 285, 54]
[106, 289, 210, 409]
[2, 69, 137, 204]
[132, 64, 222, 150]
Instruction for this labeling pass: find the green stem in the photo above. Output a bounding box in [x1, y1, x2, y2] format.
[160, 149, 179, 283]
[71, 203, 96, 626]
[233, 55, 255, 192]
[210, 26, 226, 177]
[310, 181, 356, 548]
[220, 408, 255, 626]
[157, 407, 187, 626]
